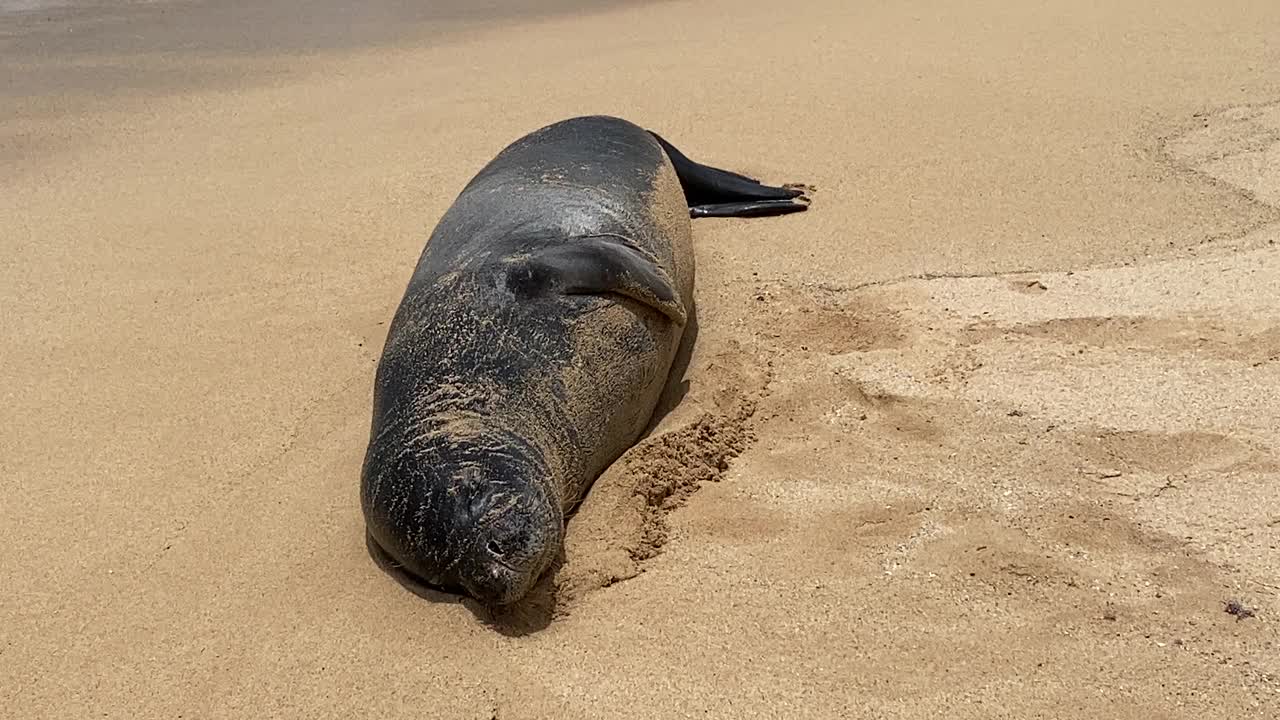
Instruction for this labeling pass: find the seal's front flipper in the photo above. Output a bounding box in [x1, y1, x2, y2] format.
[515, 234, 688, 325]
[648, 131, 811, 219]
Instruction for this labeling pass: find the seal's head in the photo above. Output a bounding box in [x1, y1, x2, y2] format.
[361, 439, 562, 607]
[452, 476, 561, 605]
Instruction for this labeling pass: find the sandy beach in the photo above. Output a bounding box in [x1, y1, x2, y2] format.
[4, 0, 1280, 717]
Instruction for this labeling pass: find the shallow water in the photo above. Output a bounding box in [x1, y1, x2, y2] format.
[0, 0, 75, 11]
[1, 0, 650, 53]
[1, 0, 653, 142]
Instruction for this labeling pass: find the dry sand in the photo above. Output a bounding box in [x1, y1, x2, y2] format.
[4, 0, 1280, 717]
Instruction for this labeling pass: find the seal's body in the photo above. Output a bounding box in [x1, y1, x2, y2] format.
[361, 115, 808, 606]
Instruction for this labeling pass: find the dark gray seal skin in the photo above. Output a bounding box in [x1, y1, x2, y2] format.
[361, 115, 809, 607]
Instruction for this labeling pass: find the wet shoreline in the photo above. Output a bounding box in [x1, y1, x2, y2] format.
[2, 0, 652, 98]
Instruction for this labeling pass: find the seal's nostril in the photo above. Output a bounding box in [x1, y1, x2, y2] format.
[486, 539, 505, 557]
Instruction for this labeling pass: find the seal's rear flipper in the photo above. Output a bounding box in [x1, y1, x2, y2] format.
[689, 200, 810, 218]
[648, 131, 811, 219]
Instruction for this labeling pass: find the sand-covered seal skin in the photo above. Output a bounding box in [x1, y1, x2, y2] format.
[361, 115, 809, 607]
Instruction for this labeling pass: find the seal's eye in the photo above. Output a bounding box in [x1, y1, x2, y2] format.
[486, 539, 506, 557]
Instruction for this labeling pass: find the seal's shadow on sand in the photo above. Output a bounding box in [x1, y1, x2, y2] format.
[364, 298, 700, 636]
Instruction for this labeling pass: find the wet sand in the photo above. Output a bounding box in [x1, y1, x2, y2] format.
[3, 1, 1280, 717]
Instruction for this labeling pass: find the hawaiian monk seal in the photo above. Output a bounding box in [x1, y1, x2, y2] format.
[361, 115, 809, 606]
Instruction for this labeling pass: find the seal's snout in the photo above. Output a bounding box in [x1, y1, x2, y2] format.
[459, 558, 527, 607]
[457, 486, 560, 607]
